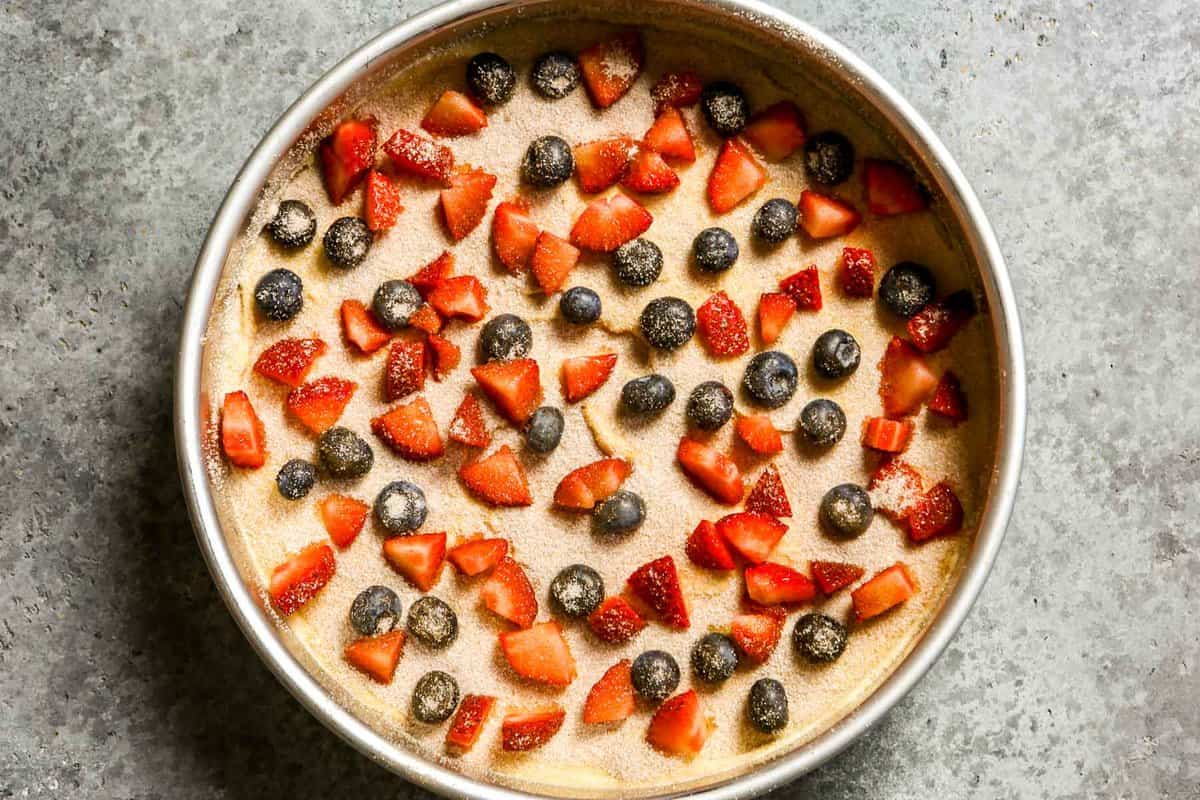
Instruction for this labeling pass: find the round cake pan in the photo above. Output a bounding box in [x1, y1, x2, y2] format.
[174, 0, 1026, 797]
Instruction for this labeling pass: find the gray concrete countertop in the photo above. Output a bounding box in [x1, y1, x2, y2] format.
[1, 1, 1196, 797]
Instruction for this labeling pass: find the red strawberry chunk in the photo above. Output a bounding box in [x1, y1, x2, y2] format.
[344, 630, 405, 684]
[421, 89, 488, 137]
[408, 251, 455, 298]
[382, 532, 447, 592]
[385, 338, 426, 401]
[370, 396, 444, 461]
[459, 445, 532, 506]
[642, 106, 696, 162]
[864, 158, 928, 216]
[428, 333, 460, 380]
[340, 300, 392, 353]
[696, 290, 749, 357]
[447, 536, 508, 576]
[677, 437, 745, 505]
[627, 556, 689, 629]
[578, 31, 644, 108]
[448, 393, 491, 448]
[622, 149, 680, 194]
[561, 353, 618, 402]
[408, 303, 443, 335]
[286, 376, 356, 434]
[745, 562, 817, 605]
[907, 290, 976, 353]
[573, 136, 636, 193]
[268, 542, 335, 615]
[254, 337, 327, 387]
[491, 200, 539, 273]
[471, 358, 541, 425]
[531, 231, 581, 294]
[744, 465, 792, 518]
[446, 694, 496, 752]
[440, 167, 497, 241]
[428, 275, 489, 322]
[716, 512, 787, 564]
[742, 101, 806, 160]
[480, 556, 538, 627]
[908, 481, 964, 542]
[685, 519, 735, 571]
[501, 707, 566, 751]
[383, 128, 454, 184]
[220, 390, 266, 468]
[735, 414, 783, 455]
[553, 458, 632, 510]
[862, 417, 914, 453]
[798, 190, 861, 239]
[587, 596, 646, 643]
[570, 191, 653, 252]
[319, 118, 376, 204]
[868, 458, 924, 521]
[852, 562, 918, 621]
[730, 610, 783, 662]
[707, 138, 767, 213]
[879, 336, 939, 417]
[364, 169, 404, 232]
[779, 267, 822, 311]
[319, 494, 370, 548]
[647, 690, 712, 757]
[839, 246, 876, 298]
[583, 659, 635, 724]
[928, 371, 968, 422]
[810, 560, 866, 595]
[757, 292, 797, 345]
[651, 70, 702, 112]
[499, 621, 576, 686]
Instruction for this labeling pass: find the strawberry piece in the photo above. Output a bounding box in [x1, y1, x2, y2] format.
[491, 200, 539, 273]
[879, 336, 939, 417]
[471, 359, 541, 425]
[428, 275, 489, 322]
[428, 333, 461, 380]
[561, 353, 618, 402]
[744, 465, 792, 518]
[407, 303, 443, 335]
[627, 556, 689, 629]
[907, 290, 976, 353]
[499, 621, 577, 686]
[798, 190, 861, 238]
[421, 89, 488, 137]
[371, 397, 444, 461]
[364, 169, 404, 231]
[744, 562, 817, 605]
[286, 376, 356, 434]
[839, 246, 876, 298]
[696, 291, 750, 357]
[685, 519, 735, 571]
[446, 694, 495, 752]
[480, 556, 538, 627]
[385, 338, 426, 401]
[408, 251, 455, 298]
[742, 101, 806, 160]
[778, 267, 822, 311]
[707, 138, 767, 213]
[318, 494, 369, 548]
[448, 393, 490, 448]
[868, 458, 924, 521]
[382, 532, 447, 592]
[344, 630, 405, 684]
[340, 300, 392, 353]
[531, 231, 581, 294]
[573, 137, 635, 193]
[651, 70, 702, 112]
[501, 707, 566, 751]
[583, 659, 635, 724]
[716, 512, 787, 564]
[553, 458, 632, 510]
[852, 563, 918, 621]
[810, 560, 866, 595]
[642, 106, 696, 162]
[928, 371, 967, 422]
[622, 149, 680, 194]
[730, 609, 784, 663]
[578, 31, 644, 108]
[440, 167, 497, 241]
[382, 128, 454, 184]
[319, 118, 376, 204]
[220, 391, 266, 468]
[864, 158, 928, 216]
[459, 445, 532, 506]
[862, 417, 914, 453]
[254, 338, 327, 387]
[268, 542, 335, 615]
[908, 481, 964, 542]
[447, 536, 509, 576]
[735, 413, 783, 455]
[647, 690, 712, 757]
[757, 292, 797, 345]
[676, 437, 744, 505]
[570, 191, 653, 252]
[586, 596, 646, 643]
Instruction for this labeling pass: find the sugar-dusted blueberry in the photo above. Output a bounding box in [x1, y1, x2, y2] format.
[323, 216, 372, 269]
[522, 135, 574, 187]
[613, 238, 664, 287]
[743, 351, 799, 409]
[792, 613, 848, 663]
[879, 261, 936, 318]
[349, 585, 403, 637]
[407, 595, 458, 648]
[691, 632, 739, 683]
[748, 678, 788, 733]
[593, 490, 646, 537]
[700, 81, 749, 137]
[812, 329, 861, 379]
[621, 374, 675, 415]
[804, 131, 855, 186]
[411, 670, 460, 723]
[317, 427, 373, 479]
[254, 268, 304, 321]
[267, 199, 317, 249]
[640, 297, 695, 350]
[374, 480, 428, 534]
[692, 227, 739, 273]
[631, 650, 681, 702]
[687, 380, 734, 432]
[479, 313, 532, 362]
[531, 51, 580, 99]
[371, 279, 422, 331]
[524, 406, 564, 454]
[751, 198, 797, 244]
[275, 458, 316, 500]
[549, 564, 605, 618]
[466, 52, 516, 105]
[798, 398, 846, 447]
[559, 286, 601, 324]
[819, 483, 873, 539]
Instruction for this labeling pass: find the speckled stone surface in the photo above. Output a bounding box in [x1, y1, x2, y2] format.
[1, 1, 1197, 797]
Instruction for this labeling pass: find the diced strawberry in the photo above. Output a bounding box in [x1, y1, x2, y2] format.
[587, 596, 646, 643]
[553, 458, 632, 510]
[501, 707, 566, 751]
[696, 290, 750, 357]
[864, 158, 928, 216]
[879, 336, 939, 417]
[907, 290, 976, 353]
[852, 562, 918, 621]
[578, 31, 644, 108]
[491, 200, 540, 273]
[440, 167, 497, 241]
[730, 609, 784, 663]
[570, 191, 653, 252]
[499, 621, 576, 686]
[908, 481, 964, 542]
[382, 532, 447, 592]
[254, 338, 327, 387]
[220, 391, 266, 468]
[471, 358, 541, 425]
[744, 465, 792, 518]
[716, 512, 787, 564]
[447, 536, 509, 576]
[421, 89, 488, 137]
[408, 251, 455, 298]
[383, 128, 454, 184]
[448, 393, 490, 448]
[627, 556, 689, 629]
[622, 149, 680, 194]
[757, 292, 797, 345]
[319, 118, 376, 204]
[407, 304, 443, 335]
[744, 562, 816, 605]
[340, 300, 392, 354]
[286, 376, 356, 434]
[735, 414, 783, 455]
[651, 70, 702, 112]
[385, 338, 426, 401]
[427, 275, 489, 323]
[928, 371, 967, 422]
[459, 445, 533, 506]
[344, 630, 405, 684]
[798, 190, 861, 238]
[531, 231, 581, 294]
[318, 494, 370, 548]
[561, 353, 618, 402]
[839, 246, 876, 298]
[868, 458, 924, 521]
[707, 138, 767, 213]
[778, 267, 822, 311]
[862, 417, 914, 453]
[480, 556, 538, 627]
[676, 437, 744, 505]
[573, 137, 636, 193]
[446, 694, 495, 752]
[268, 542, 335, 615]
[583, 659, 635, 724]
[642, 106, 696, 163]
[647, 690, 712, 757]
[428, 333, 460, 380]
[685, 519, 735, 571]
[370, 397, 444, 461]
[810, 560, 866, 595]
[364, 169, 404, 232]
[741, 101, 806, 160]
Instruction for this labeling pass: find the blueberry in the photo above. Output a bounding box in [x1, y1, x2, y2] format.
[687, 381, 734, 431]
[466, 52, 516, 105]
[267, 199, 316, 248]
[254, 268, 304, 321]
[819, 483, 873, 539]
[631, 650, 680, 702]
[621, 374, 675, 415]
[323, 217, 372, 269]
[812, 329, 861, 379]
[524, 406, 564, 454]
[374, 481, 428, 534]
[522, 135, 574, 187]
[593, 490, 646, 536]
[531, 51, 580, 99]
[317, 427, 373, 479]
[879, 262, 936, 318]
[560, 286, 601, 324]
[804, 131, 855, 186]
[792, 613, 848, 663]
[479, 313, 532, 361]
[748, 678, 788, 733]
[613, 238, 663, 287]
[692, 227, 739, 273]
[275, 458, 316, 500]
[639, 297, 695, 350]
[751, 199, 797, 244]
[411, 670, 460, 723]
[700, 81, 749, 136]
[798, 399, 846, 447]
[691, 633, 739, 683]
[407, 596, 458, 648]
[743, 351, 799, 408]
[349, 585, 402, 637]
[549, 564, 605, 618]
[371, 280, 422, 331]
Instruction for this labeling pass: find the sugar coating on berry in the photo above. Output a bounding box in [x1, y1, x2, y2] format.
[349, 585, 402, 637]
[613, 238, 664, 287]
[687, 381, 734, 431]
[531, 51, 580, 99]
[550, 564, 605, 617]
[268, 200, 316, 248]
[752, 199, 797, 243]
[691, 632, 738, 683]
[748, 678, 788, 733]
[407, 596, 458, 648]
[412, 670, 460, 723]
[631, 650, 680, 701]
[317, 427, 373, 478]
[467, 52, 516, 104]
[792, 613, 848, 663]
[323, 217, 372, 269]
[701, 81, 749, 136]
[640, 297, 695, 350]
